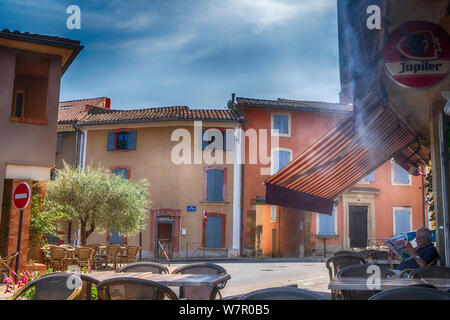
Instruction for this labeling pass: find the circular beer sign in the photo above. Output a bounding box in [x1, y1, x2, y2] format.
[383, 21, 450, 89]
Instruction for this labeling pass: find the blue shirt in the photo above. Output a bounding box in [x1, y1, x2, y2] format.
[396, 244, 440, 271]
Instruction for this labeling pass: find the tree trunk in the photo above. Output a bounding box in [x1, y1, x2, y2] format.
[80, 221, 87, 246]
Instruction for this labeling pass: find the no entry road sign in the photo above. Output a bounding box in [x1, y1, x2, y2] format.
[12, 182, 31, 210]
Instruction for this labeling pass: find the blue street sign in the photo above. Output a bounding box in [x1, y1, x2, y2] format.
[187, 206, 196, 212]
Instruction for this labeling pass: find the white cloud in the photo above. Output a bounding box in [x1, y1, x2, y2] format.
[212, 0, 334, 31]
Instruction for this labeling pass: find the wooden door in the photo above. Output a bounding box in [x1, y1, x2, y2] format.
[349, 205, 368, 248]
[157, 223, 172, 259]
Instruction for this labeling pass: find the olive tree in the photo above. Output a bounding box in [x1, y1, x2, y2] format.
[45, 162, 150, 245]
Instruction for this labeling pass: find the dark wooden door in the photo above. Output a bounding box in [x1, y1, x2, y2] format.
[156, 223, 172, 259]
[349, 205, 368, 248]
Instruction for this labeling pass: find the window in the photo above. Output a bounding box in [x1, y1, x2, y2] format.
[13, 90, 25, 118]
[393, 207, 411, 235]
[112, 167, 130, 180]
[272, 149, 292, 174]
[318, 206, 336, 236]
[206, 168, 224, 202]
[359, 171, 375, 184]
[270, 205, 277, 221]
[201, 129, 233, 151]
[107, 130, 137, 151]
[391, 159, 411, 185]
[56, 132, 63, 153]
[271, 113, 290, 137]
[11, 53, 49, 125]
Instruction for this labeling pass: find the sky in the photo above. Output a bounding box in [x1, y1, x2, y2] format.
[0, 0, 341, 110]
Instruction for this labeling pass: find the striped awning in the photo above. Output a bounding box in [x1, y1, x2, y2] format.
[264, 103, 417, 215]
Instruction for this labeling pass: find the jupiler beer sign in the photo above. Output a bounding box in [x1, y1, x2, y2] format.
[384, 21, 450, 89]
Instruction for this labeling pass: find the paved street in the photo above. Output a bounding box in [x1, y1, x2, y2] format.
[0, 258, 331, 300]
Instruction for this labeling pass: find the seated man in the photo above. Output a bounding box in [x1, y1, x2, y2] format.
[394, 227, 440, 274]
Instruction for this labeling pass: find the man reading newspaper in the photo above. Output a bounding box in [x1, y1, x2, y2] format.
[392, 227, 440, 275]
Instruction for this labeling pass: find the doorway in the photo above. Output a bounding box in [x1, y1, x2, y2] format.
[155, 217, 173, 259]
[349, 205, 368, 248]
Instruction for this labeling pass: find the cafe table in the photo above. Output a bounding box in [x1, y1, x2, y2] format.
[328, 277, 450, 291]
[85, 271, 231, 288]
[366, 259, 401, 268]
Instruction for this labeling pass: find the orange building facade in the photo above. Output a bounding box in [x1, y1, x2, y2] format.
[236, 97, 427, 257]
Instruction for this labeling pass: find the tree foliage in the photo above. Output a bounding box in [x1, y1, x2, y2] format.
[44, 162, 150, 245]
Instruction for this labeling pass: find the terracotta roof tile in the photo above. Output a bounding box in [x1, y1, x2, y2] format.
[0, 29, 81, 46]
[79, 106, 239, 124]
[58, 97, 109, 123]
[236, 97, 353, 113]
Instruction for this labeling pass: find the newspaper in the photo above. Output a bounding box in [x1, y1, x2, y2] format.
[383, 233, 412, 261]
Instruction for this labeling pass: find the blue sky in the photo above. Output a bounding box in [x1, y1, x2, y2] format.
[1, 0, 341, 109]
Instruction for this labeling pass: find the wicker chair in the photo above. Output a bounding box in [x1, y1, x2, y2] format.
[325, 255, 366, 300]
[99, 245, 121, 270]
[119, 246, 141, 265]
[0, 252, 18, 279]
[172, 262, 229, 300]
[73, 247, 95, 269]
[86, 244, 102, 269]
[9, 273, 82, 300]
[398, 256, 440, 278]
[118, 261, 169, 274]
[335, 250, 367, 259]
[369, 250, 389, 260]
[336, 264, 397, 300]
[408, 266, 450, 280]
[48, 247, 69, 271]
[96, 277, 179, 300]
[237, 286, 324, 300]
[369, 286, 450, 300]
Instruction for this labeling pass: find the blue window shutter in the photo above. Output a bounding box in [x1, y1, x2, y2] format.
[107, 132, 115, 151]
[113, 168, 128, 179]
[366, 171, 375, 182]
[273, 115, 289, 134]
[319, 209, 335, 236]
[279, 151, 290, 170]
[207, 169, 223, 201]
[225, 130, 234, 151]
[393, 161, 409, 184]
[395, 209, 410, 235]
[128, 130, 137, 150]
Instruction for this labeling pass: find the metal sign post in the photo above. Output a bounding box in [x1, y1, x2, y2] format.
[12, 182, 31, 279]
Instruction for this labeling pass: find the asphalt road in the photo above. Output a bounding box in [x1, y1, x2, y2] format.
[168, 259, 331, 299]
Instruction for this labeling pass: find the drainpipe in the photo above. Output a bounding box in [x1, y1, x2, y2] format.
[72, 123, 85, 246]
[239, 113, 245, 257]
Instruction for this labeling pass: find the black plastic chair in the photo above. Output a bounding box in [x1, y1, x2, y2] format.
[368, 286, 450, 300]
[9, 272, 82, 300]
[237, 286, 324, 300]
[118, 261, 169, 274]
[336, 264, 397, 300]
[96, 277, 178, 300]
[172, 262, 228, 300]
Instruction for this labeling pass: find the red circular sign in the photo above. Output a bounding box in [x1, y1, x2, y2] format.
[12, 182, 31, 210]
[383, 21, 450, 89]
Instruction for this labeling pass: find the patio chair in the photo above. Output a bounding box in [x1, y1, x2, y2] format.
[369, 250, 389, 260]
[8, 273, 82, 300]
[368, 286, 450, 300]
[0, 252, 18, 279]
[336, 264, 397, 300]
[118, 261, 169, 274]
[172, 262, 229, 300]
[325, 255, 366, 300]
[408, 266, 450, 280]
[99, 245, 121, 270]
[119, 246, 141, 265]
[335, 250, 367, 259]
[96, 277, 179, 300]
[398, 256, 441, 278]
[48, 247, 69, 271]
[237, 286, 324, 300]
[86, 244, 102, 269]
[73, 247, 94, 269]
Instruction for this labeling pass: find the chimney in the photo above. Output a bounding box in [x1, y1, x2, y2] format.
[231, 93, 236, 104]
[105, 98, 111, 109]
